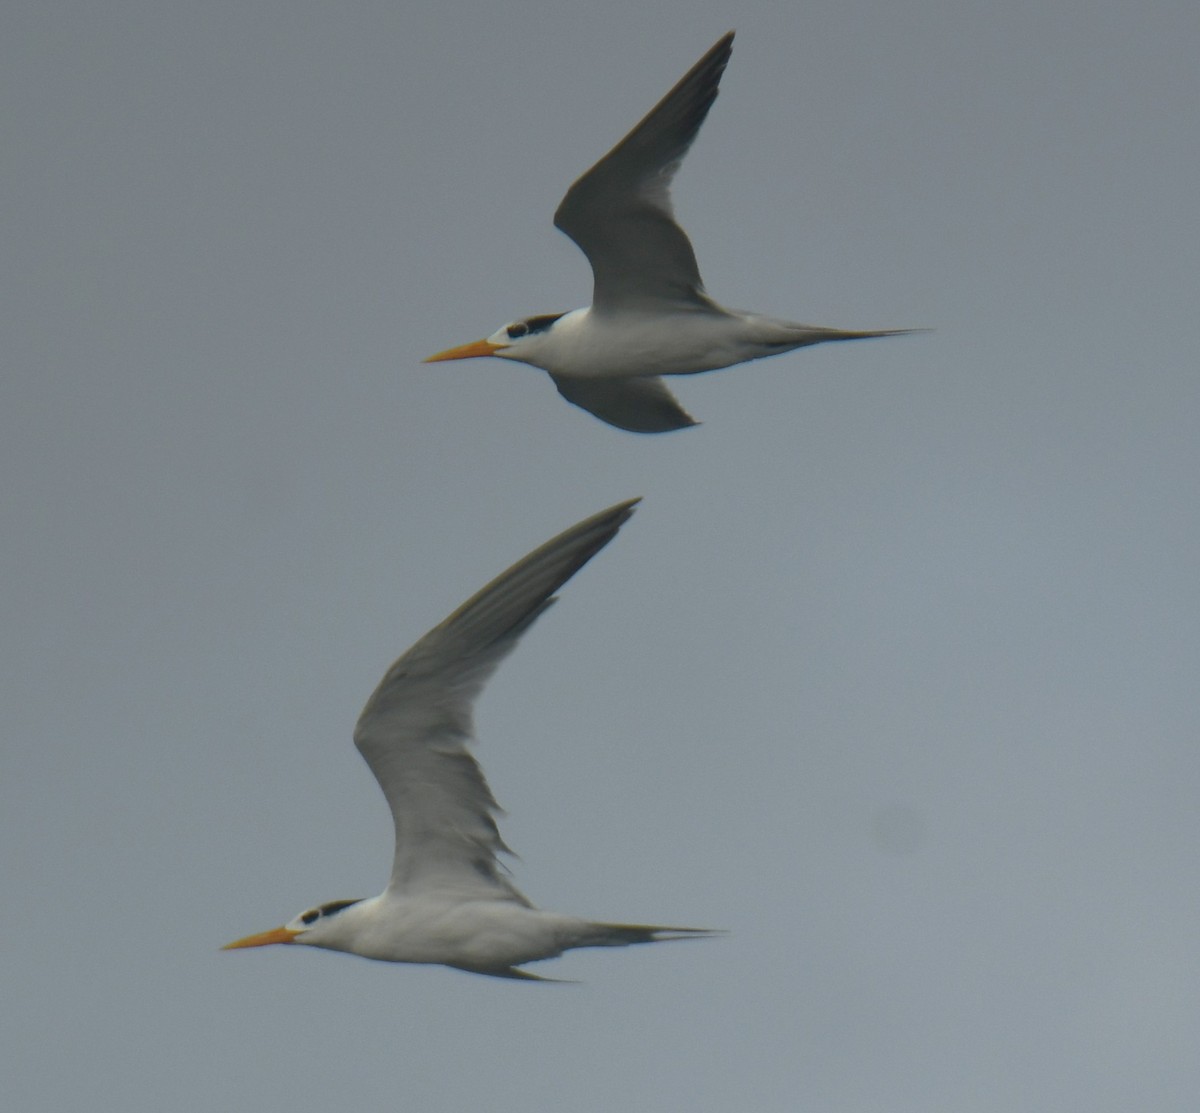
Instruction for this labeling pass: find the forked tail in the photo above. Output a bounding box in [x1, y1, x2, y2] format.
[459, 923, 724, 982]
[784, 325, 929, 345]
[582, 922, 725, 948]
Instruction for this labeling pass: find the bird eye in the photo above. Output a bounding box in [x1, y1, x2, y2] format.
[505, 322, 528, 340]
[301, 909, 320, 925]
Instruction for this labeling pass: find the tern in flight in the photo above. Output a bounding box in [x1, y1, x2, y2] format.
[224, 500, 716, 980]
[425, 31, 915, 433]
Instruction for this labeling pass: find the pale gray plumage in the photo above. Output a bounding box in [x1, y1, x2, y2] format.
[353, 500, 637, 902]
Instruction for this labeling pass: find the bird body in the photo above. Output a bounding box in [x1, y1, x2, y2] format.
[501, 305, 908, 381]
[426, 32, 916, 432]
[224, 500, 716, 979]
[252, 896, 701, 979]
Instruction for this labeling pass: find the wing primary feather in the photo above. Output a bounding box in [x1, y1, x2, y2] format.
[374, 498, 639, 686]
[589, 31, 734, 183]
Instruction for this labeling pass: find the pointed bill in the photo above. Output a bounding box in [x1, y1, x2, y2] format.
[222, 925, 299, 950]
[424, 339, 506, 362]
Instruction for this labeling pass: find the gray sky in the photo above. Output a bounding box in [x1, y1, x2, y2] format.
[4, 1, 1199, 1110]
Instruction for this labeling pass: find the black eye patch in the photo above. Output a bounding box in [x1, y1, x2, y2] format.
[506, 313, 564, 341]
[525, 313, 564, 334]
[317, 899, 362, 918]
[301, 910, 320, 925]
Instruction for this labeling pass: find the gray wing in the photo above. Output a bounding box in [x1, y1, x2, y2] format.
[353, 499, 639, 902]
[551, 374, 698, 433]
[553, 32, 734, 316]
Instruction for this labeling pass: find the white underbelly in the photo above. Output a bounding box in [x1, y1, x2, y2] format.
[537, 310, 750, 379]
[355, 900, 575, 967]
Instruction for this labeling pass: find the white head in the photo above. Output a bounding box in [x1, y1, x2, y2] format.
[424, 313, 566, 367]
[223, 898, 363, 952]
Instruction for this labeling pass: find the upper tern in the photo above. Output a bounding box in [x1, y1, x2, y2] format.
[224, 499, 716, 980]
[426, 31, 915, 433]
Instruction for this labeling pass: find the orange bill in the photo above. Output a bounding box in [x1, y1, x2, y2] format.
[423, 339, 506, 362]
[222, 925, 299, 950]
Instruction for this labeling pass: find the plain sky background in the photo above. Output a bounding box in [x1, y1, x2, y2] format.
[4, 1, 1199, 1110]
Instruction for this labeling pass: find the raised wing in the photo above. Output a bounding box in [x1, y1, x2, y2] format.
[353, 499, 639, 902]
[553, 32, 734, 315]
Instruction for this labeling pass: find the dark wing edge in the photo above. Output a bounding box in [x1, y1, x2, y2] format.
[572, 31, 734, 189]
[356, 498, 640, 736]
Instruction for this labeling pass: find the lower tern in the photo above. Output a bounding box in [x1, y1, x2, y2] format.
[426, 31, 915, 433]
[224, 500, 716, 980]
